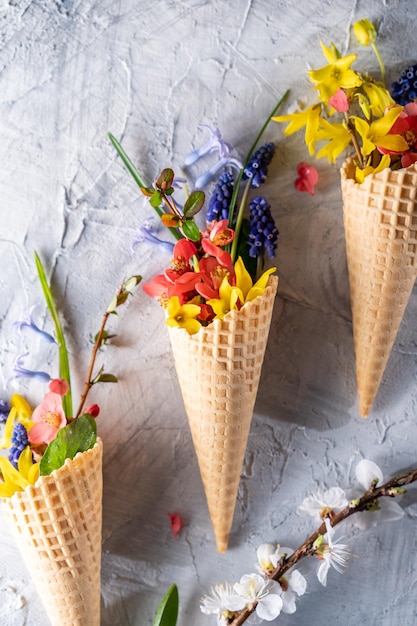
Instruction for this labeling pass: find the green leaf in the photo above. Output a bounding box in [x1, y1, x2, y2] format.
[107, 295, 118, 314]
[39, 415, 97, 476]
[155, 168, 174, 191]
[123, 275, 142, 293]
[181, 219, 201, 241]
[150, 191, 163, 208]
[92, 372, 118, 384]
[183, 190, 205, 218]
[94, 330, 116, 346]
[152, 585, 179, 626]
[34, 252, 73, 418]
[108, 133, 147, 189]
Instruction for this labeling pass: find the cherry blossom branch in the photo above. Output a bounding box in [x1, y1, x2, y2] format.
[229, 466, 417, 626]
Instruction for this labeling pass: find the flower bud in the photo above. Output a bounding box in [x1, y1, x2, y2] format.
[353, 19, 377, 46]
[85, 403, 100, 418]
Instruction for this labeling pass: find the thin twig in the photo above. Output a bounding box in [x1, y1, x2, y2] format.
[74, 282, 126, 419]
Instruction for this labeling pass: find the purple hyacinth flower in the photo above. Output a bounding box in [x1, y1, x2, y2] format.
[0, 399, 10, 423]
[11, 353, 51, 383]
[13, 305, 57, 344]
[183, 125, 233, 167]
[131, 221, 175, 255]
[194, 156, 243, 189]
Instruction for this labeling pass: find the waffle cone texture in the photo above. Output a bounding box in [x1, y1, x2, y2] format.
[3, 438, 103, 626]
[341, 159, 417, 417]
[168, 276, 278, 552]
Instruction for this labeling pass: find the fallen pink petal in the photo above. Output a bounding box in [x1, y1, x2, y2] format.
[295, 162, 319, 195]
[168, 513, 184, 540]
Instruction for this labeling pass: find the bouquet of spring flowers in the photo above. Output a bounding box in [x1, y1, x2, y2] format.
[0, 252, 140, 625]
[109, 98, 286, 552]
[274, 19, 417, 417]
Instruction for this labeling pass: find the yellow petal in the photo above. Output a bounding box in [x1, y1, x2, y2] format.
[234, 257, 253, 300]
[180, 303, 202, 317]
[246, 268, 276, 302]
[182, 319, 202, 335]
[166, 296, 181, 318]
[11, 394, 33, 419]
[0, 457, 28, 492]
[17, 446, 35, 481]
[28, 462, 40, 485]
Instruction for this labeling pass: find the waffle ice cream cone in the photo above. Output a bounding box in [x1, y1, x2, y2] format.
[341, 159, 417, 417]
[168, 276, 278, 552]
[3, 438, 103, 626]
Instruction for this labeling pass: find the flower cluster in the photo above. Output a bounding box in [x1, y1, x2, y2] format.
[0, 253, 141, 498]
[109, 107, 286, 335]
[274, 18, 417, 183]
[200, 459, 411, 625]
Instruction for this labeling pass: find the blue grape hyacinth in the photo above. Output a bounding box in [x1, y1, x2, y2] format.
[9, 422, 30, 468]
[206, 172, 234, 223]
[243, 142, 275, 189]
[391, 63, 417, 106]
[0, 399, 10, 423]
[248, 196, 279, 259]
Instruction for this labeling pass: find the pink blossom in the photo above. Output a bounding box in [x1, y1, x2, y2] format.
[168, 513, 184, 540]
[48, 378, 69, 396]
[295, 162, 319, 195]
[28, 392, 67, 444]
[328, 88, 349, 112]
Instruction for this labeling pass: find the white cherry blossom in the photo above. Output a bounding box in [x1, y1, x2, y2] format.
[233, 573, 283, 621]
[297, 486, 348, 522]
[315, 518, 351, 587]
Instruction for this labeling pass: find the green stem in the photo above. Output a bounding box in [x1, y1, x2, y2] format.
[230, 178, 252, 262]
[227, 89, 290, 231]
[371, 42, 386, 87]
[108, 132, 182, 241]
[34, 252, 73, 418]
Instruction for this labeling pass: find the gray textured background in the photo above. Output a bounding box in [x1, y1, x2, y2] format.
[1, 1, 417, 624]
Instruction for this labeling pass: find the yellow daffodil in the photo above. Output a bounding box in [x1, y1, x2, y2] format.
[207, 258, 276, 320]
[273, 104, 322, 155]
[353, 19, 377, 46]
[315, 119, 352, 162]
[352, 106, 408, 156]
[308, 44, 362, 103]
[165, 296, 201, 335]
[0, 447, 39, 498]
[362, 82, 395, 118]
[355, 154, 391, 183]
[11, 393, 34, 432]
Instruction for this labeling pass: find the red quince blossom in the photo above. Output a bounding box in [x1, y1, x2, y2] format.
[201, 219, 234, 266]
[85, 404, 100, 418]
[295, 162, 319, 195]
[28, 391, 67, 444]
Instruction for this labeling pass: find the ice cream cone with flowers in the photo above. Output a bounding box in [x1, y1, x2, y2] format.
[274, 18, 417, 416]
[0, 254, 141, 624]
[109, 107, 285, 549]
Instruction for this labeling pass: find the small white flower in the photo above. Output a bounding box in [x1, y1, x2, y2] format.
[200, 582, 244, 623]
[270, 547, 307, 614]
[297, 486, 348, 522]
[256, 543, 276, 574]
[255, 544, 307, 614]
[234, 573, 283, 621]
[352, 459, 405, 531]
[315, 518, 351, 587]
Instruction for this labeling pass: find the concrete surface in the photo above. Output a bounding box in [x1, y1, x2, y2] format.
[0, 1, 416, 625]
